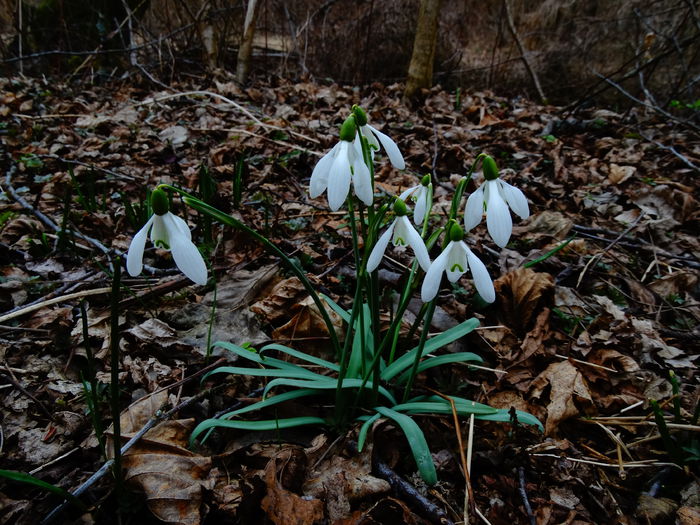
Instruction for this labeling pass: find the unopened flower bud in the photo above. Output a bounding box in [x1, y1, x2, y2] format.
[352, 105, 368, 126]
[393, 198, 408, 216]
[482, 155, 499, 181]
[151, 188, 169, 216]
[339, 116, 357, 142]
[448, 222, 464, 242]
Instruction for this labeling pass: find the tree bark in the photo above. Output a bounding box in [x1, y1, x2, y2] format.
[404, 0, 442, 100]
[236, 0, 261, 84]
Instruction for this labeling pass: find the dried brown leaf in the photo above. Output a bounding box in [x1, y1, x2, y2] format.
[530, 360, 593, 436]
[495, 267, 554, 333]
[262, 458, 324, 525]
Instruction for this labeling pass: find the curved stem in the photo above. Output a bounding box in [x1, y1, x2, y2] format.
[163, 187, 341, 357]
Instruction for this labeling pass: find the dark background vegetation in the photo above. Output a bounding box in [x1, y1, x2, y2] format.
[1, 0, 699, 108]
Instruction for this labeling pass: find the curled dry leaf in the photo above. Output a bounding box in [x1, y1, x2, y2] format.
[303, 443, 390, 523]
[494, 267, 554, 334]
[261, 458, 324, 525]
[105, 392, 213, 525]
[530, 360, 594, 436]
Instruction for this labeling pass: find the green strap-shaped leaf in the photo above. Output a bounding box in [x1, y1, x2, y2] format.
[357, 413, 381, 452]
[263, 377, 397, 406]
[191, 389, 319, 445]
[209, 342, 325, 378]
[0, 470, 86, 510]
[189, 416, 326, 441]
[260, 343, 340, 372]
[347, 303, 373, 379]
[391, 400, 498, 416]
[476, 409, 543, 431]
[394, 352, 483, 384]
[382, 318, 480, 381]
[374, 407, 437, 485]
[204, 366, 322, 380]
[320, 293, 351, 323]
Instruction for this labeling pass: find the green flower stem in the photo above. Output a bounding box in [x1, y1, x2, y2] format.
[403, 300, 437, 403]
[346, 196, 368, 381]
[166, 187, 341, 358]
[80, 301, 105, 458]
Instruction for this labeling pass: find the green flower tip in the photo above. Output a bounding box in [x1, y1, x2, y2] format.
[448, 222, 464, 242]
[151, 188, 169, 216]
[420, 174, 431, 186]
[482, 155, 499, 181]
[393, 198, 408, 216]
[352, 105, 368, 126]
[339, 115, 357, 142]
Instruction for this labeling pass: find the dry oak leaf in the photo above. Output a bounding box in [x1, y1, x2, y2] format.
[494, 267, 554, 334]
[262, 458, 324, 525]
[104, 393, 213, 525]
[530, 360, 593, 436]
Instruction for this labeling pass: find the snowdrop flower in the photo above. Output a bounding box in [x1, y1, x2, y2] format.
[399, 174, 432, 225]
[464, 155, 529, 248]
[310, 115, 372, 210]
[352, 105, 405, 170]
[126, 188, 208, 285]
[367, 199, 431, 273]
[421, 224, 495, 303]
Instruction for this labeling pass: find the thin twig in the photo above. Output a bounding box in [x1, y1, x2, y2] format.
[0, 288, 112, 324]
[517, 466, 536, 525]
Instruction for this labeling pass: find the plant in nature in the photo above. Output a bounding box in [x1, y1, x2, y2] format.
[464, 154, 530, 247]
[126, 187, 208, 285]
[125, 105, 540, 485]
[649, 371, 700, 467]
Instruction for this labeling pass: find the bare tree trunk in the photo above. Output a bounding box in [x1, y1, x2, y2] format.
[236, 0, 261, 84]
[404, 0, 442, 100]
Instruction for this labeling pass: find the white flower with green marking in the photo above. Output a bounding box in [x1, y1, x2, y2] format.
[399, 174, 432, 225]
[421, 225, 494, 303]
[310, 116, 372, 210]
[464, 155, 529, 248]
[352, 105, 405, 170]
[367, 200, 431, 273]
[127, 188, 207, 285]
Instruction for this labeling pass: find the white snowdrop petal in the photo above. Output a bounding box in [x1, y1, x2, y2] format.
[126, 216, 154, 277]
[445, 242, 468, 282]
[165, 214, 208, 285]
[421, 246, 450, 302]
[399, 185, 418, 202]
[414, 187, 428, 226]
[369, 125, 405, 170]
[486, 181, 512, 247]
[310, 146, 336, 198]
[464, 187, 484, 231]
[500, 180, 530, 219]
[400, 216, 431, 272]
[351, 149, 374, 206]
[170, 213, 192, 241]
[327, 143, 352, 211]
[466, 247, 495, 302]
[366, 221, 396, 272]
[361, 126, 380, 151]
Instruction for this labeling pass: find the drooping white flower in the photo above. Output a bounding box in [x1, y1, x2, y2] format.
[399, 174, 432, 225]
[126, 189, 207, 285]
[367, 201, 431, 273]
[310, 116, 372, 210]
[352, 105, 405, 170]
[421, 234, 495, 303]
[464, 156, 529, 248]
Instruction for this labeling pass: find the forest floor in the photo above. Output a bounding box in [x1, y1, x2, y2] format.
[0, 74, 699, 525]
